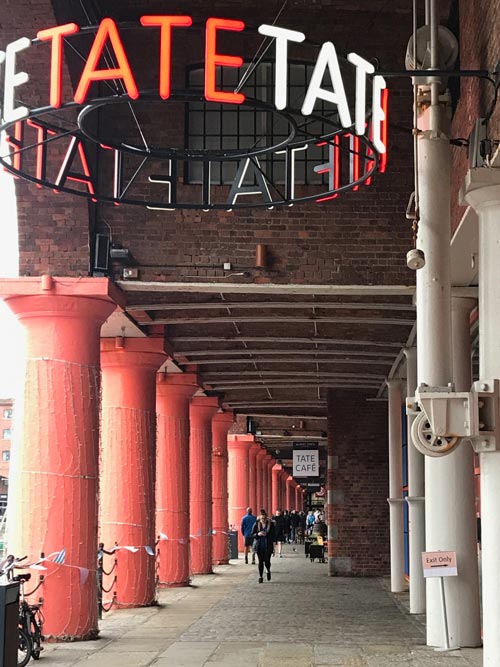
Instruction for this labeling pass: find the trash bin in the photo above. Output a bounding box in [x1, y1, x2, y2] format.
[228, 530, 239, 560]
[0, 580, 20, 667]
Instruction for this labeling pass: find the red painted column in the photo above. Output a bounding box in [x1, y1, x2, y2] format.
[189, 396, 219, 574]
[156, 373, 198, 587]
[255, 448, 267, 510]
[265, 456, 274, 513]
[100, 337, 167, 607]
[0, 276, 117, 640]
[286, 475, 295, 510]
[228, 434, 253, 551]
[272, 463, 282, 514]
[282, 470, 289, 509]
[295, 485, 303, 512]
[212, 411, 234, 565]
[248, 442, 260, 513]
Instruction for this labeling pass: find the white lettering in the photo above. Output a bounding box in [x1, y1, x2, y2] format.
[227, 157, 272, 206]
[347, 52, 374, 136]
[301, 42, 352, 128]
[372, 75, 387, 154]
[4, 37, 31, 122]
[258, 24, 305, 110]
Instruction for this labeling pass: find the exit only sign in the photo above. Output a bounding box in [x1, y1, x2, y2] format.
[422, 551, 458, 578]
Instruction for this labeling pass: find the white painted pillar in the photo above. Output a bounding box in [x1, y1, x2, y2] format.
[404, 347, 426, 615]
[387, 379, 405, 592]
[447, 296, 481, 647]
[464, 169, 500, 666]
[416, 121, 456, 648]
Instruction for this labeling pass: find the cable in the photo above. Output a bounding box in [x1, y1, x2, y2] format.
[234, 0, 290, 94]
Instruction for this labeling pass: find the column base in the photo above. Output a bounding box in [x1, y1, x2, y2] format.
[157, 581, 191, 589]
[114, 599, 158, 609]
[44, 628, 100, 643]
[192, 569, 214, 575]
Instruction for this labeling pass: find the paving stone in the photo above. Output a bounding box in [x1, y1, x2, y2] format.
[36, 544, 483, 667]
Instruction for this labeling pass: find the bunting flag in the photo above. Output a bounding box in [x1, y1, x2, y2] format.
[52, 548, 66, 565]
[144, 546, 155, 556]
[159, 532, 168, 540]
[79, 567, 89, 585]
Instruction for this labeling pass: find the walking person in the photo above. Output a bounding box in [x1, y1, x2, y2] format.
[252, 509, 276, 583]
[241, 507, 257, 564]
[273, 509, 285, 557]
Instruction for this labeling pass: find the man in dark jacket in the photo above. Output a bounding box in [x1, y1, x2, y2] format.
[241, 507, 257, 564]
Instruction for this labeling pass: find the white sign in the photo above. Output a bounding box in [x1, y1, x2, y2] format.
[422, 551, 458, 578]
[293, 449, 319, 477]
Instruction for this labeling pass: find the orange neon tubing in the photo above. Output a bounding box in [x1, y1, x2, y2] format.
[140, 16, 193, 99]
[205, 18, 245, 104]
[74, 18, 139, 104]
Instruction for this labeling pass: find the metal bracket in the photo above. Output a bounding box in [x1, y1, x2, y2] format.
[409, 379, 500, 456]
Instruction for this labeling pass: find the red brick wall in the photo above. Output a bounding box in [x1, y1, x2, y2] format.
[450, 0, 500, 231]
[327, 389, 389, 576]
[0, 0, 91, 276]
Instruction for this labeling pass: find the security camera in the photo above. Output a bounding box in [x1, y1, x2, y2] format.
[407, 248, 426, 270]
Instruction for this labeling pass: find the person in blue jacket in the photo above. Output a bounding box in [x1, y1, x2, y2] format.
[241, 507, 257, 564]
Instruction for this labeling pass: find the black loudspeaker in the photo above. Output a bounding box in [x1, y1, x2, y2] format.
[94, 234, 110, 272]
[247, 417, 257, 435]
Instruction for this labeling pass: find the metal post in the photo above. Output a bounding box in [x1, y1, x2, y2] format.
[415, 74, 455, 645]
[449, 296, 481, 646]
[404, 347, 426, 614]
[464, 168, 500, 666]
[387, 380, 405, 592]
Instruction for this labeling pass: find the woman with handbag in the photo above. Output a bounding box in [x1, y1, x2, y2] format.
[251, 509, 276, 583]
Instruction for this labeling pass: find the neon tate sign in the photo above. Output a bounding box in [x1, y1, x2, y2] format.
[0, 17, 389, 210]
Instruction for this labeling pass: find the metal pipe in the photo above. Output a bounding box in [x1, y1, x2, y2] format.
[464, 171, 500, 664]
[429, 0, 440, 118]
[387, 380, 405, 593]
[404, 347, 426, 615]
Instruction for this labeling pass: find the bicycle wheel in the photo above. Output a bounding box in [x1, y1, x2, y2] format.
[31, 631, 41, 660]
[18, 627, 32, 667]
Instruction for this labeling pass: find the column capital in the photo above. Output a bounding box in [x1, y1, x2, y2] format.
[451, 295, 477, 312]
[256, 448, 268, 461]
[100, 338, 167, 374]
[157, 371, 199, 391]
[386, 378, 402, 390]
[212, 410, 234, 427]
[228, 433, 255, 444]
[403, 347, 416, 363]
[0, 275, 124, 305]
[462, 168, 500, 212]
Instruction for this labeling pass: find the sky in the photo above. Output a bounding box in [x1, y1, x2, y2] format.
[0, 139, 24, 399]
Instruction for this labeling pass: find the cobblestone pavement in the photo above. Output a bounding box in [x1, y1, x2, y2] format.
[38, 544, 483, 666]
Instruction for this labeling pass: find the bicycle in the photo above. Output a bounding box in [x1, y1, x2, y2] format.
[15, 572, 44, 663]
[0, 555, 44, 666]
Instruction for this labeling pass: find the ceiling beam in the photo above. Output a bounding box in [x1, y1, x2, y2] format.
[169, 337, 404, 347]
[189, 357, 393, 366]
[203, 371, 386, 380]
[118, 281, 477, 297]
[210, 382, 381, 391]
[173, 348, 397, 358]
[145, 315, 415, 326]
[127, 301, 416, 312]
[118, 281, 417, 296]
